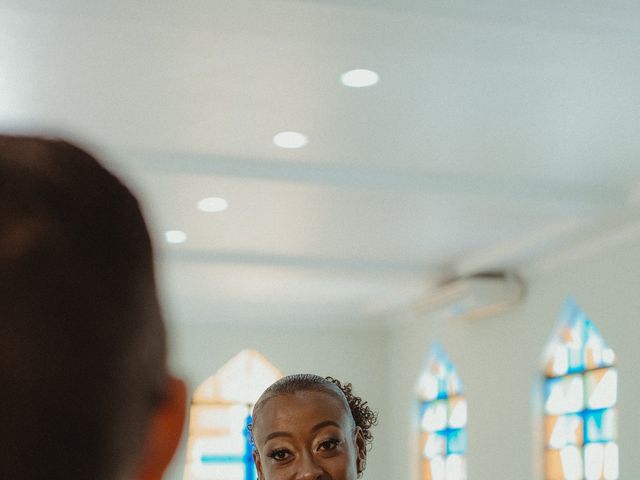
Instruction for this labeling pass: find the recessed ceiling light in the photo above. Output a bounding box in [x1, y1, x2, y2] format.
[340, 69, 379, 88]
[165, 230, 187, 244]
[197, 197, 228, 213]
[273, 131, 308, 149]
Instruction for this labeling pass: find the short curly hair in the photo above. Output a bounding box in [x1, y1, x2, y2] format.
[249, 373, 377, 451]
[324, 376, 377, 450]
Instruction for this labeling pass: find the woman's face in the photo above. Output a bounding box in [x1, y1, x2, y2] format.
[252, 390, 366, 480]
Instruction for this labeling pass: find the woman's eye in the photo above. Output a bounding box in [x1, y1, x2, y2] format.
[319, 439, 340, 451]
[268, 449, 291, 461]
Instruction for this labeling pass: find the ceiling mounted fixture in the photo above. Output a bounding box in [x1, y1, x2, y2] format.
[340, 69, 379, 88]
[414, 271, 525, 321]
[165, 230, 187, 244]
[273, 131, 308, 149]
[198, 197, 228, 213]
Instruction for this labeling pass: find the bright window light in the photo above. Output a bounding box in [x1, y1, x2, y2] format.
[543, 300, 618, 480]
[551, 345, 569, 376]
[449, 398, 467, 428]
[197, 197, 228, 213]
[418, 343, 466, 480]
[165, 230, 187, 244]
[429, 456, 445, 480]
[184, 350, 283, 480]
[586, 369, 617, 409]
[421, 402, 447, 432]
[560, 446, 582, 479]
[340, 69, 379, 88]
[446, 455, 465, 480]
[273, 131, 307, 149]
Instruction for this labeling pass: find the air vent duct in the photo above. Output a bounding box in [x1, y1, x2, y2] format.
[415, 271, 525, 320]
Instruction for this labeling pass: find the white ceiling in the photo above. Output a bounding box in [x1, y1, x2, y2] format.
[2, 0, 639, 327]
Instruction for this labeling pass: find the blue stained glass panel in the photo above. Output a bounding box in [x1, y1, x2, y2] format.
[201, 455, 244, 463]
[447, 428, 467, 455]
[584, 409, 616, 444]
[243, 415, 256, 480]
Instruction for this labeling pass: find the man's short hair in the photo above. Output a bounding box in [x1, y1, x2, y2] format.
[0, 136, 168, 480]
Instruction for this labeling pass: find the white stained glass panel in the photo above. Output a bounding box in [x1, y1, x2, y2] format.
[585, 442, 619, 480]
[604, 443, 619, 480]
[188, 461, 245, 480]
[421, 401, 447, 432]
[418, 372, 439, 402]
[193, 349, 282, 405]
[429, 455, 445, 480]
[190, 404, 247, 435]
[445, 454, 467, 480]
[191, 435, 245, 459]
[422, 432, 446, 459]
[601, 348, 615, 365]
[545, 375, 584, 415]
[448, 397, 467, 429]
[584, 320, 615, 370]
[560, 445, 583, 480]
[447, 370, 463, 396]
[548, 343, 569, 377]
[548, 414, 582, 449]
[585, 443, 604, 480]
[585, 369, 618, 410]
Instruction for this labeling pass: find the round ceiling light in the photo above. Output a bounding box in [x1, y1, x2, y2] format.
[165, 230, 187, 244]
[340, 69, 379, 88]
[197, 197, 228, 213]
[273, 131, 308, 149]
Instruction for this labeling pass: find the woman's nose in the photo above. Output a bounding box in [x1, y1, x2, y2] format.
[296, 452, 324, 479]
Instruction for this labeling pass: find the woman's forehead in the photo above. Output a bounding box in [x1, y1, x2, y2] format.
[252, 390, 352, 439]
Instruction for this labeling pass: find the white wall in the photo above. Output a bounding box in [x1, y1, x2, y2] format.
[386, 239, 640, 480]
[164, 322, 391, 480]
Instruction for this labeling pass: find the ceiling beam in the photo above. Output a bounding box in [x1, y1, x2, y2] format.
[456, 212, 640, 276]
[119, 149, 629, 209]
[159, 248, 438, 274]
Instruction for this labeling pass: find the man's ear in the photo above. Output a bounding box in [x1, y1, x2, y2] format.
[253, 449, 263, 480]
[136, 376, 187, 480]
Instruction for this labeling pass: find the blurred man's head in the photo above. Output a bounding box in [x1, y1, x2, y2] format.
[0, 135, 185, 480]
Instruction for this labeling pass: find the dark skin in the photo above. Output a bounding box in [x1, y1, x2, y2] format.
[252, 391, 367, 480]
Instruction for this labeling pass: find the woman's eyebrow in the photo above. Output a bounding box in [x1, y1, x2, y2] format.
[311, 420, 342, 433]
[265, 431, 293, 442]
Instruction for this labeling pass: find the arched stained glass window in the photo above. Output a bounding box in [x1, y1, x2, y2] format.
[417, 343, 467, 480]
[184, 350, 283, 480]
[543, 300, 618, 480]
